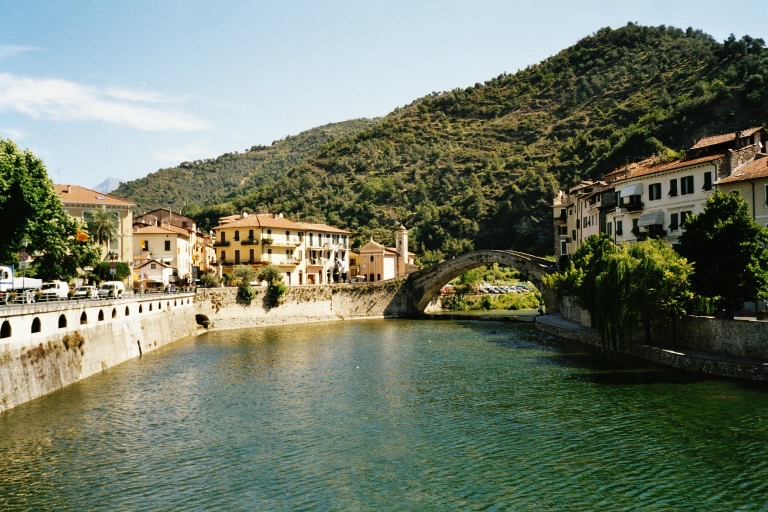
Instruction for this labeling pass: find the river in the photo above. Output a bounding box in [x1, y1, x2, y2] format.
[1, 319, 767, 511]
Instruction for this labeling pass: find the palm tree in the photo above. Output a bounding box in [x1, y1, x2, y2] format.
[85, 207, 119, 259]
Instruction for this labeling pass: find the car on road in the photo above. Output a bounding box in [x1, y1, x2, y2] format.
[98, 281, 125, 299]
[74, 285, 99, 299]
[39, 280, 70, 301]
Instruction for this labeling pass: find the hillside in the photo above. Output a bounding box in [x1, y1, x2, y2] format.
[112, 118, 377, 213]
[116, 24, 768, 260]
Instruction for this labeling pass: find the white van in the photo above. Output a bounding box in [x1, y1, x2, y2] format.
[98, 281, 125, 299]
[39, 280, 70, 300]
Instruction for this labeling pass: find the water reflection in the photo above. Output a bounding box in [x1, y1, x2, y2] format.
[1, 319, 768, 510]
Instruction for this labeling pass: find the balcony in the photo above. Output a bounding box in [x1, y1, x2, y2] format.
[620, 198, 644, 212]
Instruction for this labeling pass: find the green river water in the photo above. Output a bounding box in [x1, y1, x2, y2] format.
[1, 319, 767, 511]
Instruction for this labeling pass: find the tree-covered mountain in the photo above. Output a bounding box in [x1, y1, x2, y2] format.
[112, 118, 377, 213]
[115, 24, 768, 261]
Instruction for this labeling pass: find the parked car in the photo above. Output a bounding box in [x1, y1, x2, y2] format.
[74, 285, 99, 299]
[39, 280, 70, 301]
[98, 281, 125, 299]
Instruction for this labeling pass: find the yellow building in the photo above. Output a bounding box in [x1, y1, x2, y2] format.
[213, 213, 352, 286]
[55, 184, 135, 264]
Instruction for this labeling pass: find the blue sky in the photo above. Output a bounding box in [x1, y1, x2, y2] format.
[2, 1, 766, 190]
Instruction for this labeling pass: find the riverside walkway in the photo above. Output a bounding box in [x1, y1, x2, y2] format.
[535, 313, 768, 382]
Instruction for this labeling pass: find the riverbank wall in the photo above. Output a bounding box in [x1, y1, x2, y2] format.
[194, 281, 409, 330]
[0, 295, 196, 413]
[538, 299, 768, 381]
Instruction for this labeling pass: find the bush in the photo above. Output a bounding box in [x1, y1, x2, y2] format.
[237, 282, 255, 303]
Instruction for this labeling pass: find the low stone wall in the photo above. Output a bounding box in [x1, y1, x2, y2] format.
[194, 281, 409, 330]
[0, 295, 196, 413]
[672, 316, 768, 360]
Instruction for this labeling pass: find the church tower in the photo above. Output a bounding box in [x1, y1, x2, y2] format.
[395, 224, 408, 277]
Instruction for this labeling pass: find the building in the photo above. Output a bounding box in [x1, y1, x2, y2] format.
[134, 208, 217, 279]
[353, 225, 417, 282]
[134, 258, 175, 288]
[133, 224, 191, 285]
[55, 184, 135, 265]
[554, 127, 768, 256]
[212, 213, 352, 286]
[716, 154, 768, 227]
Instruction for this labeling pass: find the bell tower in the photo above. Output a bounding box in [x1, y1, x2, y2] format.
[395, 224, 408, 277]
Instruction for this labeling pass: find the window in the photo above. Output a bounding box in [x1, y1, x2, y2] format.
[765, 184, 768, 205]
[632, 219, 639, 235]
[267, 229, 272, 236]
[150, 263, 157, 269]
[669, 179, 678, 197]
[141, 239, 149, 251]
[607, 222, 613, 236]
[234, 230, 240, 241]
[669, 213, 679, 231]
[164, 240, 171, 251]
[680, 210, 692, 227]
[649, 183, 662, 201]
[616, 221, 623, 236]
[561, 240, 567, 255]
[681, 176, 694, 195]
[576, 219, 580, 229]
[572, 229, 576, 240]
[220, 232, 226, 242]
[703, 172, 713, 191]
[558, 225, 567, 236]
[234, 250, 240, 264]
[248, 229, 254, 240]
[249, 249, 254, 262]
[221, 250, 226, 262]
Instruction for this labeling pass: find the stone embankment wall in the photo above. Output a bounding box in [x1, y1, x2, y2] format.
[0, 295, 196, 413]
[545, 298, 768, 380]
[195, 281, 409, 330]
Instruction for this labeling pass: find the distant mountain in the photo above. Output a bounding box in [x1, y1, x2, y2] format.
[94, 178, 124, 194]
[114, 24, 768, 259]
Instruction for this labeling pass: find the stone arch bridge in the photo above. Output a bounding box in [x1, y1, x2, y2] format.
[396, 250, 556, 315]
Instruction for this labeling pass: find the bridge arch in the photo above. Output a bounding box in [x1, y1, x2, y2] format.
[402, 250, 554, 314]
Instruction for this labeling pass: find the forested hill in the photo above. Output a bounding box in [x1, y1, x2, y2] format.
[112, 118, 377, 213]
[116, 24, 768, 261]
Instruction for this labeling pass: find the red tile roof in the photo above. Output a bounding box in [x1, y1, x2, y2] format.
[55, 184, 135, 206]
[690, 127, 762, 149]
[717, 156, 768, 184]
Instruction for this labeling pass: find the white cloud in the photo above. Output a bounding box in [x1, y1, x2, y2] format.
[154, 143, 213, 166]
[0, 73, 210, 132]
[0, 45, 39, 59]
[0, 126, 28, 141]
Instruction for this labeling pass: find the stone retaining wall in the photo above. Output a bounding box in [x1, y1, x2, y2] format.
[0, 295, 196, 413]
[194, 281, 409, 330]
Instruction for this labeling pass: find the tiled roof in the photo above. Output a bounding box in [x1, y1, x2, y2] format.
[717, 156, 768, 184]
[690, 127, 762, 149]
[215, 213, 351, 233]
[299, 222, 352, 234]
[134, 225, 188, 237]
[56, 184, 135, 206]
[609, 154, 724, 184]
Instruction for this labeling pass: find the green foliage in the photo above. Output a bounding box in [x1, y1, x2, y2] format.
[544, 234, 616, 319]
[231, 265, 257, 284]
[85, 208, 119, 247]
[93, 261, 131, 281]
[199, 271, 221, 288]
[115, 25, 768, 257]
[266, 280, 286, 307]
[256, 264, 282, 286]
[595, 240, 692, 348]
[0, 138, 100, 280]
[237, 282, 256, 303]
[678, 191, 768, 317]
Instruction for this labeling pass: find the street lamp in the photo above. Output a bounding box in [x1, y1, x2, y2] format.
[21, 237, 28, 293]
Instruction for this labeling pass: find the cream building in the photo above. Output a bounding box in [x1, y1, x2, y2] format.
[133, 225, 191, 284]
[554, 127, 767, 255]
[354, 225, 416, 282]
[55, 184, 135, 264]
[213, 213, 351, 286]
[717, 154, 768, 227]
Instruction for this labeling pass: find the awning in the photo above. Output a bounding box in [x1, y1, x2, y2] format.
[619, 183, 643, 196]
[638, 211, 665, 227]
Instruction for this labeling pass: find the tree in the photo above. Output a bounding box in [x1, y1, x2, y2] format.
[544, 233, 616, 324]
[85, 207, 119, 257]
[678, 191, 768, 318]
[232, 265, 257, 284]
[596, 240, 692, 347]
[256, 264, 283, 286]
[0, 138, 100, 280]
